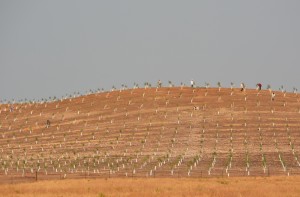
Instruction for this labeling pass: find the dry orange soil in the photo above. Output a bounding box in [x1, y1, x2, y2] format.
[0, 87, 300, 184]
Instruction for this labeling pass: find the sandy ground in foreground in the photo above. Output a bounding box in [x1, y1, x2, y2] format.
[0, 176, 299, 197]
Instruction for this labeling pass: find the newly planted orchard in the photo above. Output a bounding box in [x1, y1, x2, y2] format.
[0, 85, 300, 182]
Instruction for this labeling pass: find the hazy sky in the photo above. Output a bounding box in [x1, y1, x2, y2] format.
[1, 0, 300, 101]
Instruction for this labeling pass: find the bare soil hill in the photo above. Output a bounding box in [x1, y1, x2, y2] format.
[0, 87, 300, 183]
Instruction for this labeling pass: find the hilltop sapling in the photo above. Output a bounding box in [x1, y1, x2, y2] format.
[133, 82, 139, 89]
[280, 85, 284, 93]
[240, 82, 245, 92]
[180, 82, 184, 89]
[230, 82, 234, 90]
[217, 82, 221, 92]
[144, 82, 149, 89]
[157, 80, 162, 88]
[293, 87, 298, 94]
[204, 82, 209, 89]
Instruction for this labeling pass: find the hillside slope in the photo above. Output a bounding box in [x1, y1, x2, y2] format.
[0, 87, 300, 182]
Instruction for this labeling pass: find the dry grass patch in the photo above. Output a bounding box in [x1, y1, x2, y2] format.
[0, 176, 300, 197]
